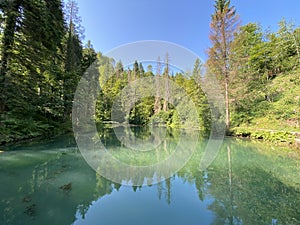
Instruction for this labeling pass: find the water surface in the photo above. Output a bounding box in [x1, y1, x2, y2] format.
[0, 128, 300, 225]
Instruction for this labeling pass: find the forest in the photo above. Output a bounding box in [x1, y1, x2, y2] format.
[1, 0, 300, 145]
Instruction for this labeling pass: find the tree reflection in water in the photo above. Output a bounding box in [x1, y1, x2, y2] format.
[0, 130, 299, 225]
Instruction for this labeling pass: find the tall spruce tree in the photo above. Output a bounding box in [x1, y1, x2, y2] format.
[207, 0, 239, 129]
[0, 0, 23, 113]
[63, 0, 83, 120]
[0, 0, 67, 143]
[0, 0, 65, 115]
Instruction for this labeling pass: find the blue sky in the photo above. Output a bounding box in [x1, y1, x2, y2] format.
[75, 0, 300, 60]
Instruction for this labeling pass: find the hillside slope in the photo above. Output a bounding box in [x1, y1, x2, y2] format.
[232, 69, 300, 144]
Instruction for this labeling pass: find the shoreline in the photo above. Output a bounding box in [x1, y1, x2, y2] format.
[2, 124, 300, 151]
[231, 127, 300, 150]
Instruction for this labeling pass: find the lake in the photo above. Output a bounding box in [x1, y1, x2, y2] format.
[0, 127, 300, 225]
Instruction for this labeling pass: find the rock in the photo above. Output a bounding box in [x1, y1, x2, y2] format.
[22, 196, 31, 203]
[59, 182, 72, 191]
[24, 204, 36, 216]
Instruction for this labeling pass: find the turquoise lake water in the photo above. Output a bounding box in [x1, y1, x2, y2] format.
[1, 128, 299, 225]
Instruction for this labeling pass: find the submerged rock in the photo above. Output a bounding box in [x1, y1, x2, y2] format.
[59, 182, 72, 192]
[24, 204, 36, 216]
[22, 196, 31, 203]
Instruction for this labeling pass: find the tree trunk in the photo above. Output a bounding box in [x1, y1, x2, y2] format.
[163, 78, 169, 112]
[225, 76, 230, 129]
[163, 53, 169, 112]
[154, 57, 162, 114]
[154, 97, 161, 114]
[292, 33, 300, 65]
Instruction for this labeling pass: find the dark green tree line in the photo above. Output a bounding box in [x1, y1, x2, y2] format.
[0, 0, 96, 144]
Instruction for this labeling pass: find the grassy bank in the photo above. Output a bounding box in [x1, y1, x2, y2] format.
[231, 127, 300, 148]
[230, 68, 300, 149]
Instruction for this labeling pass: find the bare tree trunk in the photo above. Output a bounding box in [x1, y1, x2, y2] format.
[163, 53, 169, 112]
[221, 15, 230, 130]
[154, 57, 161, 114]
[128, 69, 131, 83]
[154, 72, 161, 114]
[292, 33, 300, 65]
[154, 97, 161, 114]
[225, 76, 230, 129]
[163, 78, 169, 112]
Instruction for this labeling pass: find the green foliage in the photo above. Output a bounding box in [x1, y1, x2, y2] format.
[231, 69, 300, 132]
[129, 97, 154, 125]
[94, 58, 210, 132]
[230, 20, 300, 134]
[0, 113, 69, 144]
[0, 0, 97, 144]
[3, 0, 299, 146]
[233, 127, 297, 144]
[149, 110, 173, 126]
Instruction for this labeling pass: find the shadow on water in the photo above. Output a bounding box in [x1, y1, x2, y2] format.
[0, 127, 299, 225]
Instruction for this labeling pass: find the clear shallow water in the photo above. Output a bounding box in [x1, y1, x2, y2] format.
[0, 128, 300, 225]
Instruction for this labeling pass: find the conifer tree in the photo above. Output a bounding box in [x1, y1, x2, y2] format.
[207, 0, 239, 129]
